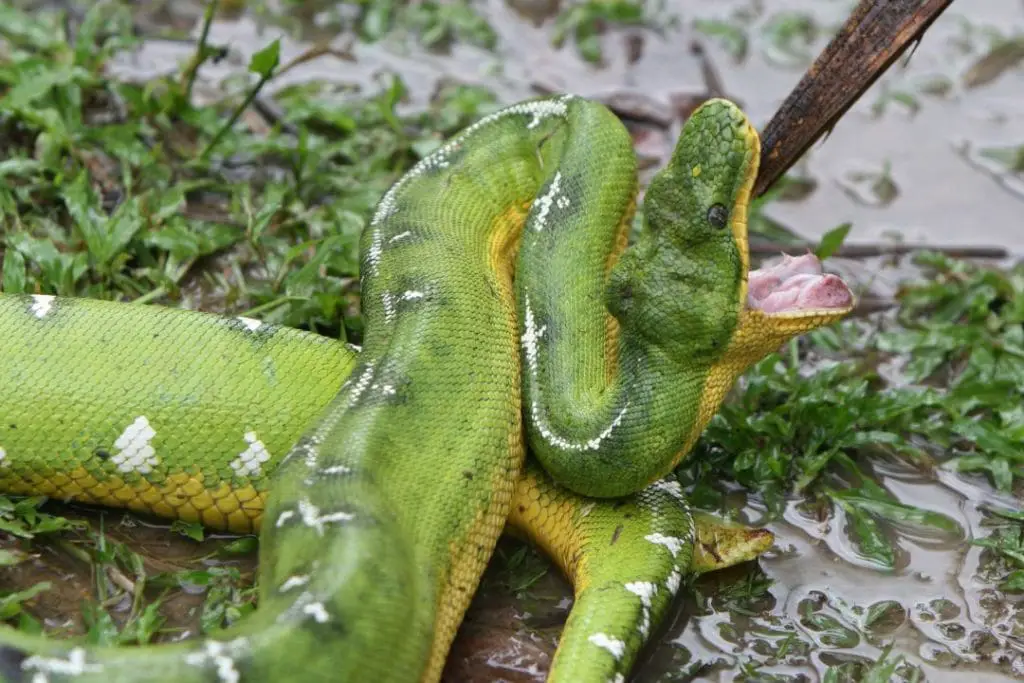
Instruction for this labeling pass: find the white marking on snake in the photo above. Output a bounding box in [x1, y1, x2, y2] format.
[320, 465, 352, 475]
[381, 291, 396, 323]
[532, 171, 563, 232]
[213, 656, 240, 683]
[370, 382, 397, 397]
[110, 416, 159, 474]
[522, 296, 631, 452]
[666, 568, 682, 594]
[279, 574, 310, 592]
[370, 96, 573, 229]
[651, 479, 685, 501]
[521, 296, 547, 364]
[610, 675, 625, 683]
[298, 498, 354, 535]
[588, 633, 625, 660]
[302, 602, 330, 623]
[556, 195, 571, 210]
[624, 581, 658, 637]
[0, 447, 7, 467]
[348, 362, 376, 405]
[369, 98, 574, 319]
[275, 510, 295, 527]
[236, 316, 262, 331]
[388, 231, 412, 244]
[184, 639, 247, 683]
[400, 290, 425, 301]
[299, 362, 374, 470]
[29, 294, 55, 318]
[366, 224, 384, 273]
[645, 532, 686, 558]
[230, 431, 272, 478]
[22, 648, 100, 677]
[301, 442, 320, 470]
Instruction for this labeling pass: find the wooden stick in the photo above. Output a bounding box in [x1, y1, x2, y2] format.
[754, 0, 956, 198]
[749, 241, 1008, 260]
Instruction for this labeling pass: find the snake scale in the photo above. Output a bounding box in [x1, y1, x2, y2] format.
[0, 97, 853, 682]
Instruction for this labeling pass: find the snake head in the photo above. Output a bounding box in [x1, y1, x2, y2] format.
[643, 98, 756, 268]
[654, 99, 854, 382]
[643, 99, 855, 473]
[617, 98, 761, 361]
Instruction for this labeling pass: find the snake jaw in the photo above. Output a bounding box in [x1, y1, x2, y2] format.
[748, 254, 853, 321]
[721, 253, 855, 371]
[746, 252, 853, 316]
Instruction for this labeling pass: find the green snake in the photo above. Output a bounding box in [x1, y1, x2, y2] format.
[0, 97, 853, 682]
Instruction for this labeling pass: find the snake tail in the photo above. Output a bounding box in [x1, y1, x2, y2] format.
[511, 461, 771, 683]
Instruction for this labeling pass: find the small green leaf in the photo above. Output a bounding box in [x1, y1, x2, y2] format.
[82, 603, 121, 646]
[831, 491, 962, 535]
[1002, 569, 1024, 592]
[249, 184, 287, 241]
[693, 19, 748, 61]
[171, 520, 205, 542]
[0, 5, 62, 49]
[832, 496, 895, 569]
[249, 40, 281, 78]
[2, 249, 26, 294]
[219, 537, 258, 555]
[815, 222, 851, 260]
[863, 600, 905, 633]
[0, 158, 42, 179]
[0, 582, 51, 619]
[0, 549, 27, 567]
[119, 600, 166, 645]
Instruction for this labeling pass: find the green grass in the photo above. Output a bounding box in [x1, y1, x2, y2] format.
[0, 2, 501, 343]
[552, 0, 677, 64]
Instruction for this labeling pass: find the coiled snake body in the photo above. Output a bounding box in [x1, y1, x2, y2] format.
[0, 97, 853, 682]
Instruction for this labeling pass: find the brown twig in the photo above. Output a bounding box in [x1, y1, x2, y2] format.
[852, 296, 899, 315]
[754, 0, 956, 198]
[275, 43, 356, 79]
[749, 240, 1008, 260]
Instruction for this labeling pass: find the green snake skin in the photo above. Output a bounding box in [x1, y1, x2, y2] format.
[0, 96, 851, 682]
[0, 295, 767, 683]
[519, 100, 757, 497]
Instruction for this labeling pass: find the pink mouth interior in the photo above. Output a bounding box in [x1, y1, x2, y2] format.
[747, 253, 854, 313]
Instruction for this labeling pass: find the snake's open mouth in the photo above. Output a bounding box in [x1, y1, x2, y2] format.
[746, 253, 854, 315]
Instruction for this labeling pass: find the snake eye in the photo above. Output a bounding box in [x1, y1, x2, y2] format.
[707, 204, 729, 229]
